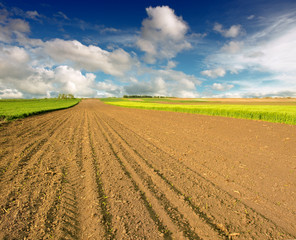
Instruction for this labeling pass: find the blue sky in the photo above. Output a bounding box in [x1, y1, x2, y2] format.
[0, 0, 296, 98]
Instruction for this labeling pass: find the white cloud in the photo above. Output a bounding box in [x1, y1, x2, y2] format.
[247, 15, 255, 20]
[0, 46, 31, 79]
[0, 45, 99, 97]
[228, 81, 296, 98]
[124, 67, 200, 97]
[95, 80, 124, 97]
[0, 89, 23, 99]
[8, 18, 30, 32]
[208, 12, 296, 76]
[203, 11, 296, 97]
[258, 29, 296, 73]
[213, 23, 242, 38]
[125, 77, 167, 96]
[0, 17, 30, 43]
[0, 8, 9, 23]
[165, 60, 177, 69]
[211, 83, 234, 91]
[156, 69, 201, 86]
[43, 39, 133, 76]
[201, 67, 226, 78]
[26, 11, 40, 20]
[137, 6, 191, 63]
[213, 23, 223, 33]
[221, 41, 243, 54]
[55, 11, 69, 20]
[53, 66, 96, 96]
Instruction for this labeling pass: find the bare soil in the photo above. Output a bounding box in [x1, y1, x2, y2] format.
[0, 99, 295, 239]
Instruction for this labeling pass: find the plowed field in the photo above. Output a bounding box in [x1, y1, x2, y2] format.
[0, 99, 295, 239]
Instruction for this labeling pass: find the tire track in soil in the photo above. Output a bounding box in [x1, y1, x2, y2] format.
[0, 110, 75, 239]
[96, 108, 295, 240]
[87, 116, 115, 239]
[49, 109, 85, 240]
[29, 108, 85, 240]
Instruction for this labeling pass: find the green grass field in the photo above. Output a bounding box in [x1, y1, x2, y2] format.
[0, 98, 80, 121]
[101, 98, 296, 125]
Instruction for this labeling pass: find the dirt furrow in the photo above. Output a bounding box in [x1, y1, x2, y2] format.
[0, 111, 71, 186]
[62, 109, 106, 239]
[94, 112, 201, 239]
[97, 112, 230, 239]
[15, 111, 69, 139]
[96, 106, 295, 239]
[0, 113, 72, 213]
[89, 111, 170, 239]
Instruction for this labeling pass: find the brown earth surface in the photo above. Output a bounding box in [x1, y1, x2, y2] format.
[0, 99, 295, 239]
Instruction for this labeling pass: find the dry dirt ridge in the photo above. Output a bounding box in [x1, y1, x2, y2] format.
[0, 99, 295, 239]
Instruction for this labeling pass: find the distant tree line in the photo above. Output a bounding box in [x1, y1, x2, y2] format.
[58, 93, 75, 99]
[123, 95, 168, 98]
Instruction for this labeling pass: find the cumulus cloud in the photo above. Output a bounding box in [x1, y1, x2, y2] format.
[0, 17, 30, 43]
[0, 46, 31, 79]
[0, 89, 23, 99]
[43, 39, 133, 76]
[96, 80, 124, 97]
[211, 83, 234, 91]
[221, 41, 243, 54]
[201, 67, 226, 78]
[124, 68, 200, 97]
[213, 23, 242, 38]
[165, 60, 177, 69]
[137, 6, 191, 63]
[53, 66, 96, 96]
[0, 44, 99, 97]
[125, 77, 167, 96]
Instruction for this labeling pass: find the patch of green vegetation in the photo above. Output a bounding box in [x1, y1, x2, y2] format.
[99, 97, 127, 103]
[0, 98, 80, 121]
[140, 98, 206, 103]
[102, 99, 296, 125]
[100, 97, 206, 104]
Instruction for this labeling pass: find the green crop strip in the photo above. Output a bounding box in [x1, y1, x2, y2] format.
[102, 99, 296, 125]
[100, 97, 207, 104]
[0, 98, 80, 121]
